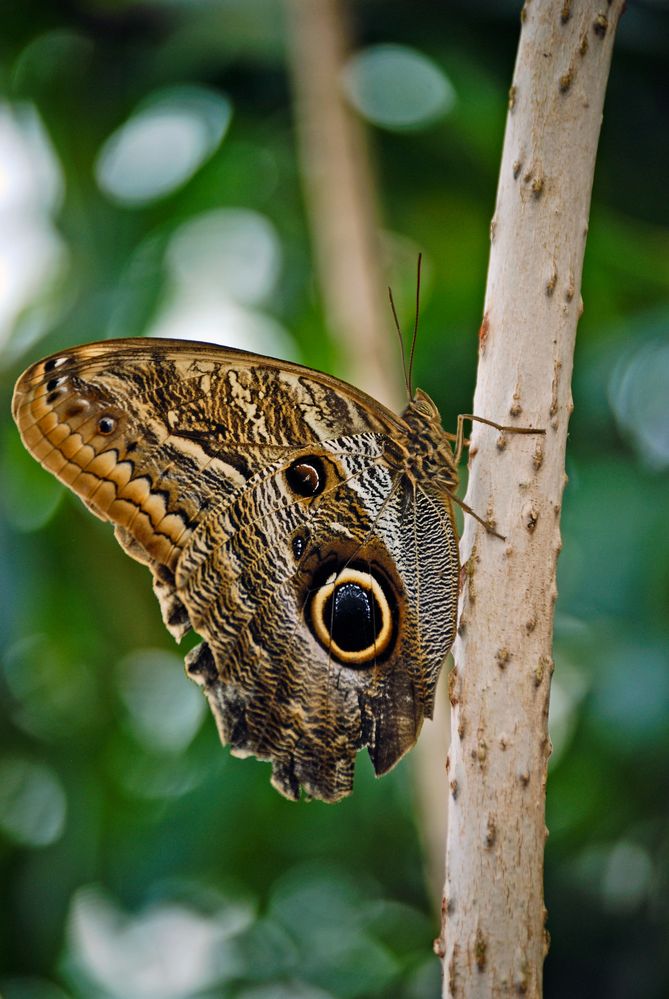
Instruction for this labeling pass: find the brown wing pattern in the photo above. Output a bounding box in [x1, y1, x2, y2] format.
[12, 337, 459, 802]
[12, 339, 402, 636]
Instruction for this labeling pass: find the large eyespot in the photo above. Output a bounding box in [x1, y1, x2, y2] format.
[309, 566, 396, 667]
[286, 456, 326, 498]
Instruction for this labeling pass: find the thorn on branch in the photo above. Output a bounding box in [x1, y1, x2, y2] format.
[534, 656, 553, 686]
[559, 69, 573, 93]
[475, 739, 488, 765]
[448, 668, 459, 706]
[496, 647, 511, 670]
[523, 502, 539, 532]
[475, 926, 488, 970]
[593, 13, 608, 37]
[509, 388, 523, 417]
[478, 313, 490, 350]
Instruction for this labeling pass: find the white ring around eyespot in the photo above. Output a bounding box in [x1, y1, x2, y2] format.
[310, 567, 393, 664]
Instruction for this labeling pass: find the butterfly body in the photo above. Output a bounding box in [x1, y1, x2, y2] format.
[12, 339, 459, 802]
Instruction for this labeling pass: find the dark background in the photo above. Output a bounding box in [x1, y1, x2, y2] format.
[1, 2, 669, 997]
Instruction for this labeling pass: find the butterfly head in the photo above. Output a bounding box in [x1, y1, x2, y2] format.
[400, 388, 459, 490]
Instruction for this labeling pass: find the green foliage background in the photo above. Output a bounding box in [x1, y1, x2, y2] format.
[1, 2, 669, 997]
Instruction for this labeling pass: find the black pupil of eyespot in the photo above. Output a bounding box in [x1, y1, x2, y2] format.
[98, 417, 114, 433]
[287, 457, 324, 497]
[324, 582, 381, 653]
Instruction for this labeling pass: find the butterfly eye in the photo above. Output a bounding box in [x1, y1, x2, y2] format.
[309, 567, 395, 666]
[97, 416, 117, 435]
[286, 456, 326, 498]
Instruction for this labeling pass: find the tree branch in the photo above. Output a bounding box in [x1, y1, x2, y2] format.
[439, 3, 623, 995]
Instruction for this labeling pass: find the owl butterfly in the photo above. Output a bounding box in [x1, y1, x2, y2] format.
[12, 337, 537, 802]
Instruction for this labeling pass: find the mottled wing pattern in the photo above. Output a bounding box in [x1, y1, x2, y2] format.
[180, 437, 458, 800]
[12, 337, 459, 802]
[12, 339, 400, 638]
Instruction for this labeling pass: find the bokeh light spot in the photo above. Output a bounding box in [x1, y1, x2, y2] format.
[609, 333, 669, 470]
[0, 102, 67, 355]
[96, 86, 232, 205]
[602, 840, 653, 913]
[148, 208, 295, 358]
[67, 884, 254, 998]
[117, 648, 205, 752]
[341, 44, 455, 131]
[166, 208, 281, 306]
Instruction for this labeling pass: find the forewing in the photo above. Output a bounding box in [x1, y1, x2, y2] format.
[11, 337, 402, 639]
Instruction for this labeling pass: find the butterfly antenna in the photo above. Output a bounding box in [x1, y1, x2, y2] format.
[388, 284, 412, 399]
[407, 253, 422, 398]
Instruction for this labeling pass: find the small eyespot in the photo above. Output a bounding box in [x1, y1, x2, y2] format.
[44, 356, 71, 373]
[286, 456, 326, 498]
[292, 531, 309, 560]
[46, 377, 66, 392]
[97, 416, 116, 435]
[46, 389, 65, 404]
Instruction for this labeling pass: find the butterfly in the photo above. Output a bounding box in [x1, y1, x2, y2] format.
[12, 336, 534, 802]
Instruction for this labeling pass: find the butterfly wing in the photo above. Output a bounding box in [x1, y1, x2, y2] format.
[12, 337, 458, 801]
[178, 433, 459, 801]
[12, 338, 402, 634]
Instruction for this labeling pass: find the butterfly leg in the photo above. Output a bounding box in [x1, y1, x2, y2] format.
[451, 413, 545, 467]
[443, 415, 545, 540]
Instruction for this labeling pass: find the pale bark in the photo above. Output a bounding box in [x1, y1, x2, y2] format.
[438, 4, 623, 997]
